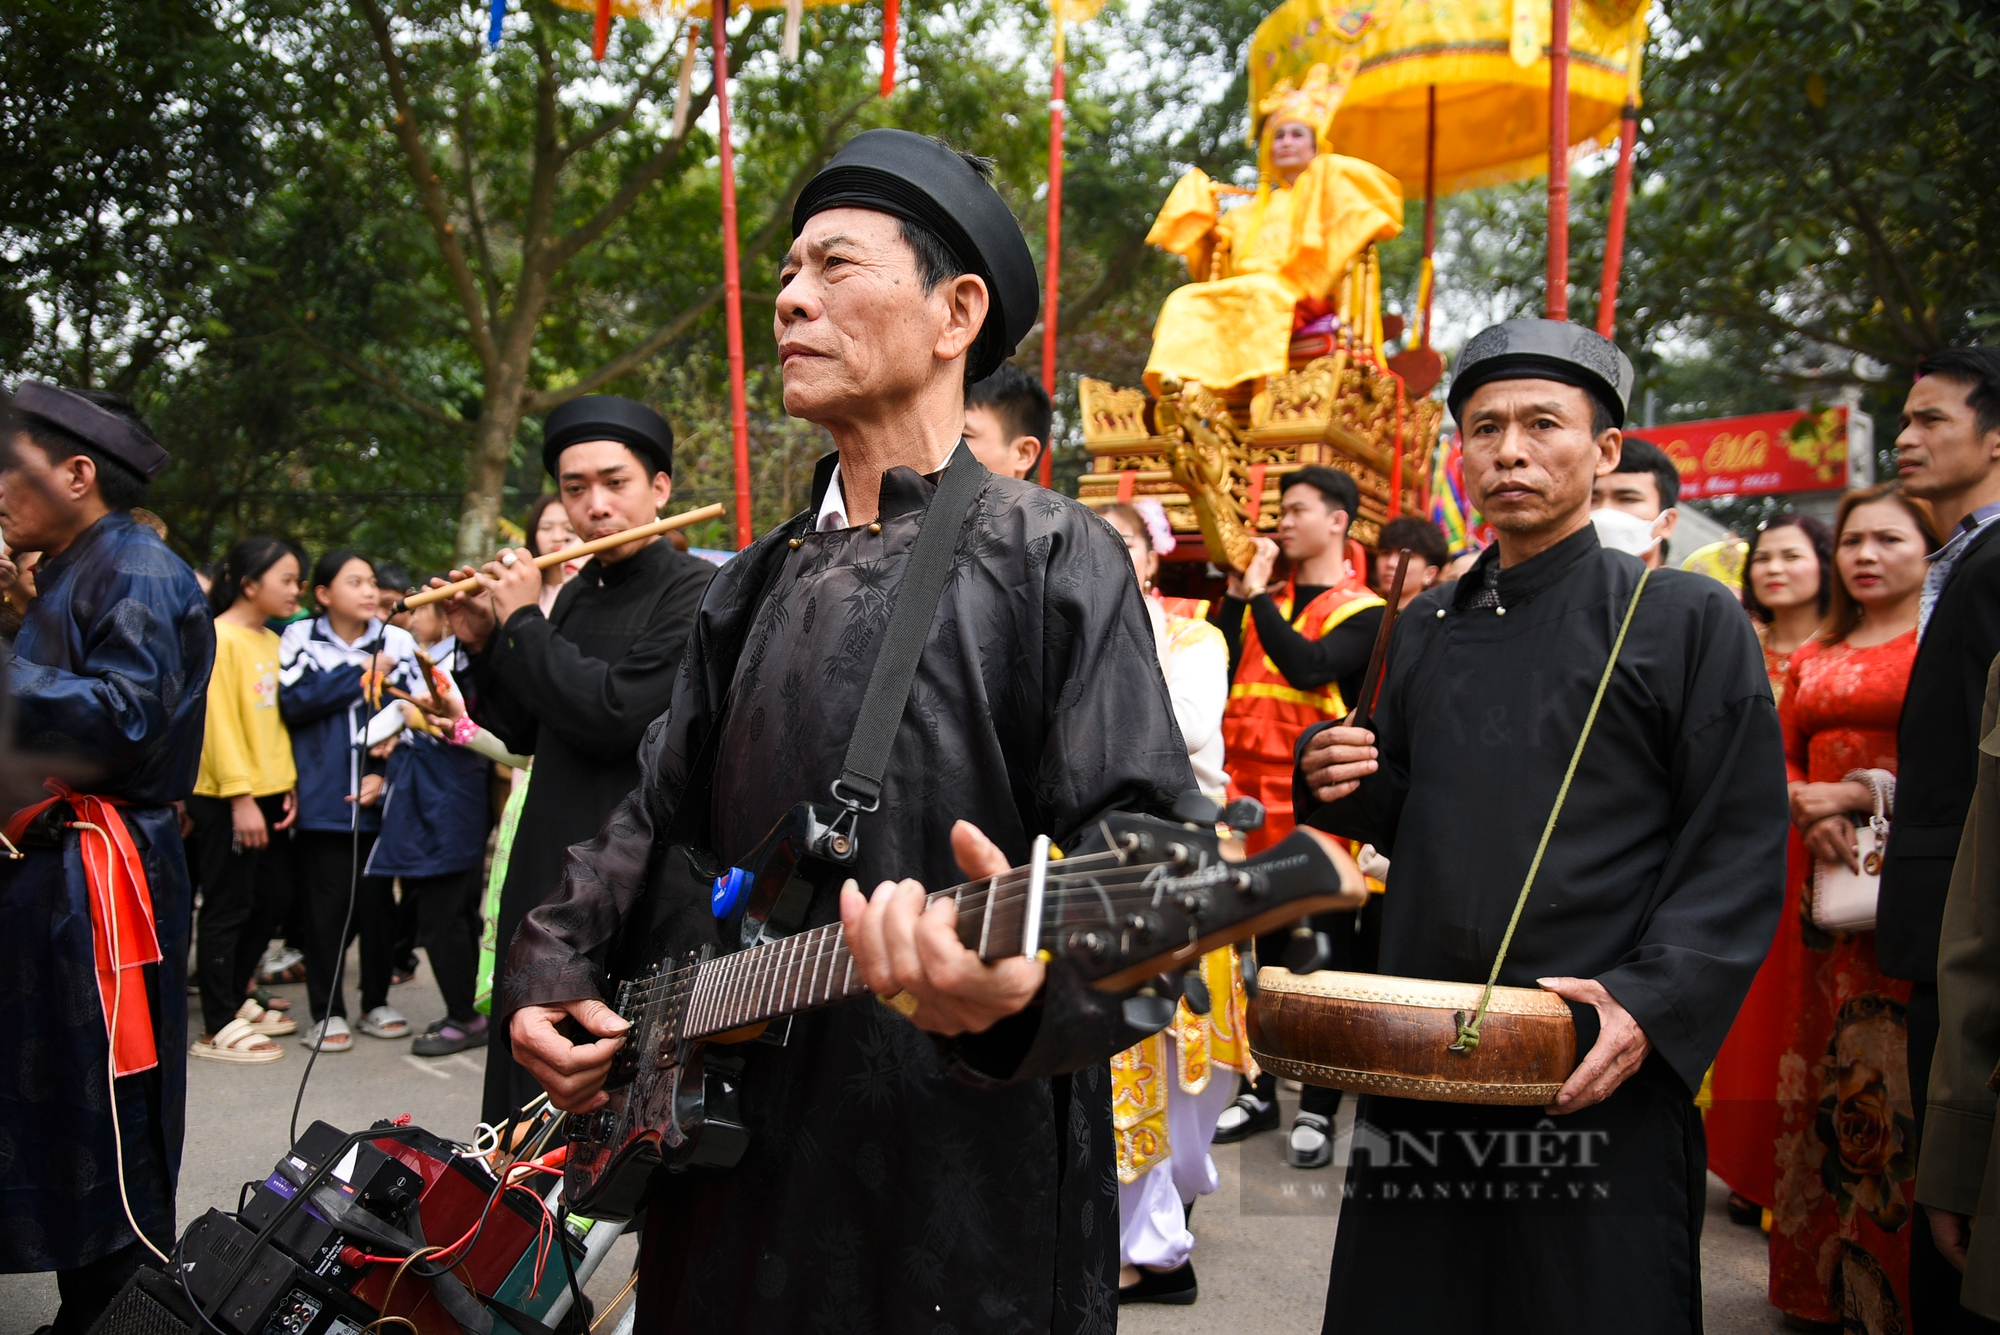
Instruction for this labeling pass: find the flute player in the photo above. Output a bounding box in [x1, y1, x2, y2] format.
[429, 395, 715, 1124]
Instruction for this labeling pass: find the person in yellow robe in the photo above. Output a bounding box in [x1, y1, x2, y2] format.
[1143, 62, 1404, 396]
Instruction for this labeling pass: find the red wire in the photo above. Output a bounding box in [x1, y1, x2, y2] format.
[348, 1159, 566, 1272]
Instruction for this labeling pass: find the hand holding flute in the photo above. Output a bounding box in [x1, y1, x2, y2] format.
[414, 503, 725, 652]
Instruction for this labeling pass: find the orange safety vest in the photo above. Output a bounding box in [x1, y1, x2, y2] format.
[1221, 576, 1385, 766]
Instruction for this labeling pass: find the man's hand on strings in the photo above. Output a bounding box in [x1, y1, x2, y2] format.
[1300, 724, 1378, 803]
[1538, 976, 1652, 1114]
[840, 820, 1045, 1037]
[510, 998, 630, 1113]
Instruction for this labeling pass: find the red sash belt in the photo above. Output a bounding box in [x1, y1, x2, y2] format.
[6, 780, 161, 1075]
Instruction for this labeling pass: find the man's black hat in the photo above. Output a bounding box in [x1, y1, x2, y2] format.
[793, 129, 1039, 384]
[11, 380, 171, 480]
[541, 395, 673, 478]
[1446, 319, 1636, 428]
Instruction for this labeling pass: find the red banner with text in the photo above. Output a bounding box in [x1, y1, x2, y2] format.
[1651, 407, 1849, 499]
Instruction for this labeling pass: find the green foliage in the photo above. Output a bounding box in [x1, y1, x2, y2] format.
[1609, 0, 1998, 381]
[6, 0, 1989, 571]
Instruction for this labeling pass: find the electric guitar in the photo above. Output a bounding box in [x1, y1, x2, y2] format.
[561, 799, 1362, 1220]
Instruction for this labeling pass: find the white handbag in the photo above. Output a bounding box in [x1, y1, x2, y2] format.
[1810, 770, 1892, 934]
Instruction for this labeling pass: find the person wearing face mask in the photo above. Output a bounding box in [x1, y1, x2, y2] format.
[1705, 514, 1835, 1230]
[1295, 320, 1788, 1334]
[1141, 62, 1403, 397]
[1589, 436, 1680, 567]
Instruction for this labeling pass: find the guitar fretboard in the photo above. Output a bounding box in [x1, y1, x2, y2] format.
[681, 872, 1028, 1040]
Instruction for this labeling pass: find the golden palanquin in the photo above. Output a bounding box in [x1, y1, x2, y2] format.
[1077, 348, 1442, 565]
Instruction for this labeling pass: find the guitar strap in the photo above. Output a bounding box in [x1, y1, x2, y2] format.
[661, 440, 989, 879]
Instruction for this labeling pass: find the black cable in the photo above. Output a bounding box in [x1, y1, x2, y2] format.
[289, 623, 389, 1146]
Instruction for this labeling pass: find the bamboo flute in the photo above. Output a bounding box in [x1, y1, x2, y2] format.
[394, 502, 726, 612]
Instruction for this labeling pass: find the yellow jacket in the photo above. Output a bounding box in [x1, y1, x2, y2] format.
[194, 619, 297, 799]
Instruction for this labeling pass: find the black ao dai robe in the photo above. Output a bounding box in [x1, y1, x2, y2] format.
[1295, 525, 1788, 1334]
[502, 456, 1195, 1334]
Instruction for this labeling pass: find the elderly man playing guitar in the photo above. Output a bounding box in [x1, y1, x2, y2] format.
[489, 131, 1359, 1334]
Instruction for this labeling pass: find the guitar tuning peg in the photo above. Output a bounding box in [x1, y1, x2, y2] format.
[1282, 921, 1332, 975]
[1221, 797, 1266, 833]
[1121, 985, 1177, 1034]
[1171, 790, 1222, 826]
[1182, 967, 1212, 1016]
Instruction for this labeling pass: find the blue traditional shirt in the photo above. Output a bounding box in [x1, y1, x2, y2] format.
[0, 509, 212, 1270]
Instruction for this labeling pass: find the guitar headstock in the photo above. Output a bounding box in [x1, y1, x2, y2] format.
[961, 810, 1365, 994]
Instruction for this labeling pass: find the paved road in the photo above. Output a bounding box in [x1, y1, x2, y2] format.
[0, 964, 1783, 1333]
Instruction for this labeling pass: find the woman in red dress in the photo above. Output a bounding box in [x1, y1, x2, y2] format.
[1770, 483, 1940, 1330]
[1710, 515, 1835, 1225]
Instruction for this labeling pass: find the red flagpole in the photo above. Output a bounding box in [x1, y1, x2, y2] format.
[880, 0, 899, 96]
[1596, 102, 1638, 338]
[1039, 35, 1063, 490]
[1546, 0, 1570, 320]
[715, 0, 752, 548]
[1420, 84, 1436, 349]
[591, 0, 611, 59]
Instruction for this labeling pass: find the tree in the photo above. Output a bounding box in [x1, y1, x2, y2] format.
[0, 0, 265, 389]
[1611, 0, 2000, 377]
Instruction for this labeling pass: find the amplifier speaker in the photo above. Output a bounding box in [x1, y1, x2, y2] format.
[85, 1266, 201, 1335]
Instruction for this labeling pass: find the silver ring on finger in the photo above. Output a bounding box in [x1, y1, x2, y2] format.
[500, 550, 518, 568]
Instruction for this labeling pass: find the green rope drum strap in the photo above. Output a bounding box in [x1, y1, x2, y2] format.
[1449, 567, 1652, 1055]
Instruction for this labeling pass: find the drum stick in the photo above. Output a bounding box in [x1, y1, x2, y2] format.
[1347, 548, 1412, 731]
[393, 503, 726, 613]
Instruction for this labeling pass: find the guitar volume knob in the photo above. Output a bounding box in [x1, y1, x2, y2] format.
[1068, 929, 1113, 961]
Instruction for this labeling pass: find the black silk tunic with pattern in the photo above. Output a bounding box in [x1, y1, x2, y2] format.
[501, 456, 1194, 1334]
[461, 536, 714, 1122]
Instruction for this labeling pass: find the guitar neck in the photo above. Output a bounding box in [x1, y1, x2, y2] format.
[682, 875, 1018, 1041]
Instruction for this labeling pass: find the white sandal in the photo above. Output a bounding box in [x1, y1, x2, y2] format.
[301, 1016, 353, 1052]
[192, 1018, 285, 1064]
[358, 1005, 409, 1039]
[236, 997, 297, 1037]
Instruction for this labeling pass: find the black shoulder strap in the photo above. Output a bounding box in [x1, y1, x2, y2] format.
[663, 442, 987, 849]
[831, 440, 986, 813]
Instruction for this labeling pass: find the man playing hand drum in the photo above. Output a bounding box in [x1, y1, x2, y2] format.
[1294, 320, 1788, 1333]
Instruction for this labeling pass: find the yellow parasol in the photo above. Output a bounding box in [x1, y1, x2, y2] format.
[1247, 0, 1648, 198]
[1247, 0, 1649, 380]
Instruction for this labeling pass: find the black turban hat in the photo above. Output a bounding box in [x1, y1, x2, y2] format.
[1446, 319, 1636, 428]
[792, 129, 1039, 384]
[541, 395, 672, 478]
[12, 380, 171, 481]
